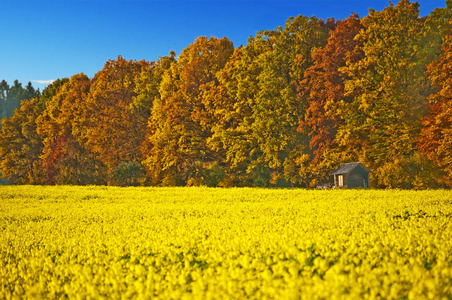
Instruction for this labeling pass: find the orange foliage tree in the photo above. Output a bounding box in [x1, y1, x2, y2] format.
[78, 56, 149, 182]
[36, 74, 105, 184]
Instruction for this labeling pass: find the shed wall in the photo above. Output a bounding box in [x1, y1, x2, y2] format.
[347, 168, 369, 188]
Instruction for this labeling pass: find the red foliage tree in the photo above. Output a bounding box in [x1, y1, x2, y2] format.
[419, 23, 452, 185]
[298, 14, 364, 181]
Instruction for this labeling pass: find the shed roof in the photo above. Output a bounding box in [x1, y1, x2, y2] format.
[331, 162, 370, 175]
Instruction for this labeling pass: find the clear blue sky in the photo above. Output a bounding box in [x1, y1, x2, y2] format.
[0, 0, 447, 91]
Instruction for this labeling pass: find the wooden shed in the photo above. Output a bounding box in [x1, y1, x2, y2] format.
[331, 162, 370, 188]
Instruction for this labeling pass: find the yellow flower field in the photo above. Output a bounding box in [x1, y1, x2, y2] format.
[1, 186, 451, 299]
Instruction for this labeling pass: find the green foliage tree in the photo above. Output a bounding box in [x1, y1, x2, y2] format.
[209, 37, 272, 186]
[0, 80, 9, 122]
[0, 80, 39, 129]
[6, 81, 39, 118]
[211, 16, 331, 187]
[337, 0, 436, 187]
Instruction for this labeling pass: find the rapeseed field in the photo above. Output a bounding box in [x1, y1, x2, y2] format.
[1, 186, 451, 299]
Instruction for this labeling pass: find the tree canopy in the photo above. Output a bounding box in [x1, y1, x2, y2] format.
[1, 0, 451, 188]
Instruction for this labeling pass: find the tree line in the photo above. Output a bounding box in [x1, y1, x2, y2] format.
[1, 0, 452, 188]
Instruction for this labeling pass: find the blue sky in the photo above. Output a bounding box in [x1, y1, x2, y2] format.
[0, 0, 447, 91]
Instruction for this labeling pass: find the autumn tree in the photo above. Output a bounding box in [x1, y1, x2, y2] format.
[208, 36, 273, 186]
[211, 16, 331, 187]
[298, 14, 364, 185]
[133, 52, 176, 139]
[0, 97, 43, 184]
[136, 51, 176, 183]
[417, 2, 452, 78]
[418, 19, 452, 186]
[37, 78, 69, 110]
[144, 37, 234, 186]
[256, 16, 332, 187]
[36, 74, 105, 185]
[78, 56, 150, 183]
[337, 0, 432, 187]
